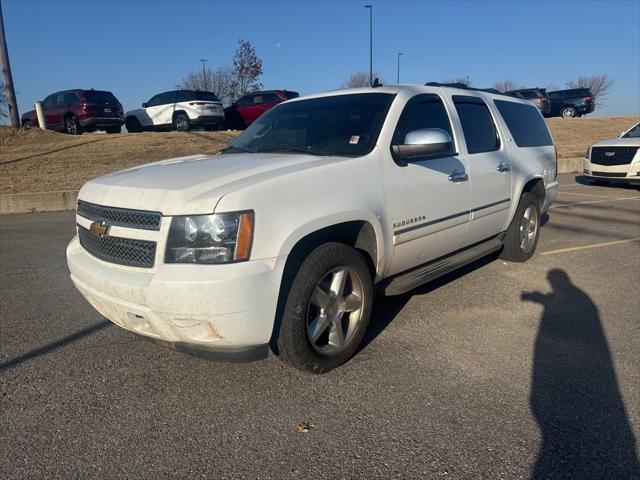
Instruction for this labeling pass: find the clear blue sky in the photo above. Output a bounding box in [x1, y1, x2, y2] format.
[3, 0, 639, 117]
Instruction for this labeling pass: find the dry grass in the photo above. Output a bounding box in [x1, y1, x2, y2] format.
[1, 116, 638, 194]
[546, 116, 639, 160]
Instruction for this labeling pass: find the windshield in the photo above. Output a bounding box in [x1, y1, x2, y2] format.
[621, 123, 640, 138]
[226, 93, 395, 157]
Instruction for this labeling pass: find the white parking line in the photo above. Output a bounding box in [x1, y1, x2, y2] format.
[550, 196, 640, 209]
[558, 191, 640, 199]
[540, 237, 640, 255]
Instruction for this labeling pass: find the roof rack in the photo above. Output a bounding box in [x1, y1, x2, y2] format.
[424, 82, 505, 96]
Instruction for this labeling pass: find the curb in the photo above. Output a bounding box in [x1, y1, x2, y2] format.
[0, 159, 584, 215]
[0, 190, 78, 215]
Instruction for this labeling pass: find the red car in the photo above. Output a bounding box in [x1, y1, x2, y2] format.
[21, 89, 125, 134]
[224, 90, 299, 129]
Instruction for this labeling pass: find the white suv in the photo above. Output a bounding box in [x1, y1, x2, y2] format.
[67, 84, 558, 372]
[584, 122, 640, 184]
[125, 90, 224, 132]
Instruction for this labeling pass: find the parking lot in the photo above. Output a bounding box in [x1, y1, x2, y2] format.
[1, 173, 639, 479]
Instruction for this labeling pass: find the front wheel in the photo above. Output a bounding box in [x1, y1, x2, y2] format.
[277, 243, 373, 373]
[500, 192, 541, 262]
[64, 115, 82, 135]
[173, 113, 190, 132]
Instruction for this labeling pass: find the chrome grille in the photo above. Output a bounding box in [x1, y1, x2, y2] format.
[78, 225, 156, 268]
[77, 200, 162, 231]
[591, 146, 638, 166]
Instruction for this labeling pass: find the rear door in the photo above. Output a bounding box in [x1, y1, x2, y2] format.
[384, 93, 470, 276]
[450, 95, 511, 246]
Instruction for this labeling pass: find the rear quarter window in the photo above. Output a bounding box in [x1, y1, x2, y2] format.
[494, 100, 553, 147]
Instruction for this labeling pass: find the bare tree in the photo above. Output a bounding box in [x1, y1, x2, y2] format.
[177, 66, 235, 106]
[492, 79, 522, 92]
[442, 76, 472, 86]
[565, 74, 613, 106]
[342, 71, 382, 88]
[546, 83, 561, 93]
[231, 39, 263, 101]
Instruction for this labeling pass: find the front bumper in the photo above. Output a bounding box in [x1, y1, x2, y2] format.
[67, 236, 286, 360]
[583, 158, 640, 182]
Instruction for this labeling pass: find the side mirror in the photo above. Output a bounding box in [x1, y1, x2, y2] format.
[392, 128, 453, 166]
[142, 102, 148, 108]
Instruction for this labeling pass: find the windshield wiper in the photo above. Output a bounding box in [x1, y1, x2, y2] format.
[253, 145, 323, 156]
[219, 145, 253, 154]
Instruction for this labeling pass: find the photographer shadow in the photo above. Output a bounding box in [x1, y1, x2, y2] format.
[523, 269, 639, 479]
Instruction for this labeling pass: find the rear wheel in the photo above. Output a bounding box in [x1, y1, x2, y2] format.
[173, 113, 190, 131]
[64, 115, 82, 135]
[125, 117, 142, 133]
[500, 192, 541, 262]
[22, 120, 33, 130]
[561, 106, 577, 118]
[277, 242, 373, 373]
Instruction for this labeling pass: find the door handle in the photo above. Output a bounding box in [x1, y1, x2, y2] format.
[448, 170, 469, 183]
[497, 162, 511, 172]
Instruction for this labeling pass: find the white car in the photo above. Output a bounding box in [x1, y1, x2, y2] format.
[67, 83, 558, 372]
[125, 90, 224, 132]
[584, 122, 640, 184]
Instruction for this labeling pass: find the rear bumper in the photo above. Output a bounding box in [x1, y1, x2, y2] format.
[191, 114, 224, 126]
[542, 180, 559, 213]
[80, 117, 124, 128]
[66, 236, 286, 360]
[577, 104, 595, 114]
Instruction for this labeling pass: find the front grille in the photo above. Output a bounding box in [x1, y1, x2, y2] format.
[591, 146, 638, 166]
[78, 225, 156, 268]
[77, 200, 162, 231]
[591, 171, 627, 178]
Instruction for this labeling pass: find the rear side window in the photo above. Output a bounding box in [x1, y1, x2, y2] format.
[261, 93, 281, 103]
[236, 96, 252, 106]
[83, 90, 119, 104]
[453, 96, 500, 154]
[494, 100, 553, 147]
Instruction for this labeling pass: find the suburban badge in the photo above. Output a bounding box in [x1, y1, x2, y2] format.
[89, 221, 110, 238]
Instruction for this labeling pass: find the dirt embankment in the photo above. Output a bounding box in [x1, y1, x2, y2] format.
[1, 116, 638, 194]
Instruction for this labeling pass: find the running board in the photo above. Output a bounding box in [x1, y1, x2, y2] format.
[378, 235, 504, 296]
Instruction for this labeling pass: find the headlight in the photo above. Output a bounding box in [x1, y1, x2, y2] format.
[165, 211, 254, 264]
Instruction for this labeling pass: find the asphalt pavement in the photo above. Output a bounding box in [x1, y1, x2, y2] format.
[1, 174, 639, 479]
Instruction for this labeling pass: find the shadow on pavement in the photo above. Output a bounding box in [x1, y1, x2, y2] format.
[523, 269, 640, 479]
[0, 320, 112, 372]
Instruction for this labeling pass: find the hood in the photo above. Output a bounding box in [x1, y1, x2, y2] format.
[78, 153, 343, 215]
[592, 137, 640, 148]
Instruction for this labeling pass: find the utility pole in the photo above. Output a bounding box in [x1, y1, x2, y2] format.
[397, 52, 403, 84]
[0, 2, 19, 127]
[199, 58, 208, 90]
[364, 5, 372, 86]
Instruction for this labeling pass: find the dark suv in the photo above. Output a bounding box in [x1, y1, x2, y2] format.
[548, 88, 595, 118]
[224, 90, 299, 129]
[505, 88, 551, 115]
[21, 89, 124, 134]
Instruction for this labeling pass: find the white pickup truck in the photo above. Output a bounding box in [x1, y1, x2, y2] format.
[67, 84, 558, 372]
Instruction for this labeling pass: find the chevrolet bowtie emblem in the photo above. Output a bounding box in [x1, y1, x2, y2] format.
[605, 152, 615, 157]
[89, 221, 110, 238]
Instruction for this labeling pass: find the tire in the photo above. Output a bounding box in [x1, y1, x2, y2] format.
[561, 106, 577, 118]
[105, 127, 121, 134]
[125, 117, 142, 133]
[173, 113, 190, 132]
[500, 192, 541, 262]
[64, 115, 82, 135]
[277, 242, 373, 373]
[22, 120, 33, 130]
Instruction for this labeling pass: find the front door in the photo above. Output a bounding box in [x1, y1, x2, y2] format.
[383, 94, 470, 276]
[146, 92, 176, 127]
[450, 95, 511, 247]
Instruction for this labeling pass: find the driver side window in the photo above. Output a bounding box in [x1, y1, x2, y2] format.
[393, 95, 455, 155]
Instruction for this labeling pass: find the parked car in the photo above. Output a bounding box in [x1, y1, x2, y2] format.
[548, 88, 595, 118]
[125, 90, 224, 132]
[67, 84, 558, 372]
[21, 89, 124, 134]
[505, 88, 551, 115]
[224, 90, 299, 129]
[584, 122, 640, 184]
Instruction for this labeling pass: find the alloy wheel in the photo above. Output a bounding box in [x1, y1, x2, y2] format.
[519, 205, 538, 253]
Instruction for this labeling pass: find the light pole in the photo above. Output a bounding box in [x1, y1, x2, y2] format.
[199, 58, 208, 90]
[364, 5, 372, 86]
[397, 52, 403, 84]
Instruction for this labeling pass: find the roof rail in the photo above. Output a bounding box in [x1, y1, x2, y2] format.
[424, 82, 505, 96]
